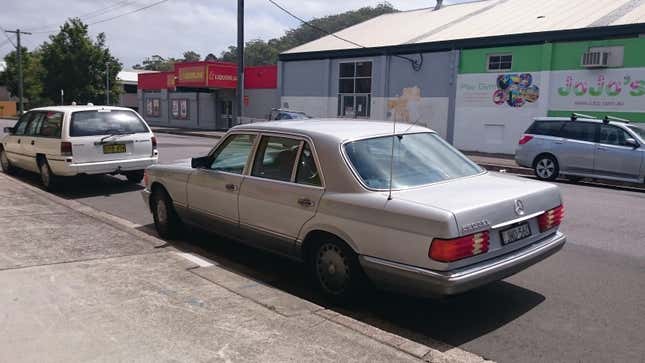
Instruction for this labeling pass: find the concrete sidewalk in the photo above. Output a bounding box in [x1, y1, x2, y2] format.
[0, 173, 487, 363]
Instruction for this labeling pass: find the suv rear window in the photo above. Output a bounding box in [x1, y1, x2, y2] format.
[527, 121, 564, 136]
[70, 110, 148, 137]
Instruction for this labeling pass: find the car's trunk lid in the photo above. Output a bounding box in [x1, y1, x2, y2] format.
[70, 133, 153, 163]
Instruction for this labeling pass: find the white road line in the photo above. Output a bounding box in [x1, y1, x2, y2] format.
[174, 252, 215, 267]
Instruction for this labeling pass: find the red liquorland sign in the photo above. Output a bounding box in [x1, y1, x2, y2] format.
[206, 64, 238, 88]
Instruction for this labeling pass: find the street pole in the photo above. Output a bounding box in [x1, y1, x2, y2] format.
[236, 0, 244, 128]
[5, 29, 32, 115]
[106, 63, 110, 105]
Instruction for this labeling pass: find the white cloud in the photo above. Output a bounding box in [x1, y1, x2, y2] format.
[0, 0, 462, 67]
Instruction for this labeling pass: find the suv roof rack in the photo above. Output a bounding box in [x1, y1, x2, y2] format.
[570, 113, 597, 121]
[603, 115, 630, 124]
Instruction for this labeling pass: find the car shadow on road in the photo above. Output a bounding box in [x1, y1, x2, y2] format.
[7, 170, 143, 199]
[135, 223, 546, 351]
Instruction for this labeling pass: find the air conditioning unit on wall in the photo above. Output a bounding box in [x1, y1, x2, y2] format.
[581, 51, 610, 68]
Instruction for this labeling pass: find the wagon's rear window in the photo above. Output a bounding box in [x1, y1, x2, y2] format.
[344, 133, 482, 190]
[70, 110, 148, 136]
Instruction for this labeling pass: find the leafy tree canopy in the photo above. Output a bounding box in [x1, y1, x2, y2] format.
[0, 47, 47, 106]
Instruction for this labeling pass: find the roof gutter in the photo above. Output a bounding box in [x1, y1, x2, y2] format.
[279, 23, 645, 61]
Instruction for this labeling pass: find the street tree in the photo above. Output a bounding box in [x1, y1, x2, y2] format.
[0, 47, 48, 107]
[40, 18, 122, 105]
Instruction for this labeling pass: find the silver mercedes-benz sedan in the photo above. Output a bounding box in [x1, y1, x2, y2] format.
[141, 120, 566, 301]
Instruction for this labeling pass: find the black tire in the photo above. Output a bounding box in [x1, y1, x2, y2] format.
[151, 188, 181, 239]
[309, 237, 367, 304]
[533, 154, 559, 181]
[38, 157, 58, 191]
[125, 170, 144, 184]
[0, 148, 16, 175]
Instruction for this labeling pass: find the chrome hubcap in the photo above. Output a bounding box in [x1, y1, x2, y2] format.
[316, 243, 350, 295]
[156, 199, 168, 224]
[536, 159, 555, 178]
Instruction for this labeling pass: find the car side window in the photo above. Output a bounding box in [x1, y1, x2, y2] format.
[38, 111, 64, 138]
[296, 142, 322, 187]
[12, 112, 32, 136]
[209, 134, 256, 174]
[251, 136, 300, 182]
[527, 121, 564, 136]
[561, 122, 597, 143]
[599, 125, 631, 146]
[25, 112, 45, 136]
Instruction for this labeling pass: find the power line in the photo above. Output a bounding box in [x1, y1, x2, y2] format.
[266, 0, 423, 71]
[24, 0, 140, 32]
[0, 25, 17, 48]
[31, 0, 171, 34]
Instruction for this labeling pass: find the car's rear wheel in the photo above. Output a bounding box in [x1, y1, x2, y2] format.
[534, 155, 559, 181]
[125, 170, 144, 184]
[152, 188, 181, 239]
[310, 237, 366, 304]
[0, 148, 15, 175]
[38, 158, 58, 191]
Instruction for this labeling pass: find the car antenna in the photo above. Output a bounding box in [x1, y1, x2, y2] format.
[388, 117, 396, 201]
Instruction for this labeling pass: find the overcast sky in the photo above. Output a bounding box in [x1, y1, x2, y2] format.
[1, 0, 458, 68]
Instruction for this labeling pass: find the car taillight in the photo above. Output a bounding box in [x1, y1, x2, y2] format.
[518, 135, 534, 145]
[151, 136, 157, 150]
[538, 205, 564, 232]
[60, 141, 73, 156]
[429, 231, 490, 262]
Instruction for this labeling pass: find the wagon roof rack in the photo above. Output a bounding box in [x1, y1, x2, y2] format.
[570, 113, 597, 121]
[603, 115, 630, 124]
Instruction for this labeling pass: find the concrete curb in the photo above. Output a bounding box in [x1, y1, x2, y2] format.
[0, 173, 492, 363]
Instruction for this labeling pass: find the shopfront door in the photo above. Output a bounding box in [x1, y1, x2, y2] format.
[217, 100, 233, 130]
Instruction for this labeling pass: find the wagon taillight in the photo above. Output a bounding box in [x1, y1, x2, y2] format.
[60, 141, 73, 156]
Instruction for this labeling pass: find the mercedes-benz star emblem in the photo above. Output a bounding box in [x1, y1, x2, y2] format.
[514, 199, 525, 216]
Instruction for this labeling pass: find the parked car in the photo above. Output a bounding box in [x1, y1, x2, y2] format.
[268, 108, 312, 121]
[141, 120, 566, 301]
[516, 115, 645, 183]
[0, 105, 158, 190]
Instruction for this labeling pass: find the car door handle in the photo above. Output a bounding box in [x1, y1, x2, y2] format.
[30, 140, 35, 145]
[297, 198, 314, 207]
[17, 139, 20, 144]
[225, 183, 238, 191]
[597, 147, 606, 151]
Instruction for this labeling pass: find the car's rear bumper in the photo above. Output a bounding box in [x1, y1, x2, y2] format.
[50, 156, 158, 176]
[359, 231, 566, 298]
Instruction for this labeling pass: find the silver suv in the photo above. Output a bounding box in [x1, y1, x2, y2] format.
[515, 114, 645, 183]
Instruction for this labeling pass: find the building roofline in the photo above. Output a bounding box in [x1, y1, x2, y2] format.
[279, 23, 645, 62]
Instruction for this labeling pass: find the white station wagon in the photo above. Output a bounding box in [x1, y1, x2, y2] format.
[141, 120, 566, 301]
[1, 106, 158, 189]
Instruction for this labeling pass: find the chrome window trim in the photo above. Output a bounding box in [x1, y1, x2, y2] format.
[238, 129, 326, 188]
[339, 131, 487, 192]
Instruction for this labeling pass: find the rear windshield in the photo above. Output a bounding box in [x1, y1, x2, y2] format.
[70, 110, 148, 137]
[527, 121, 564, 136]
[627, 125, 645, 140]
[344, 133, 483, 190]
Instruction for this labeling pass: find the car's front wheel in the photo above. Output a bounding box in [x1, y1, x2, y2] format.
[125, 170, 144, 184]
[151, 188, 181, 239]
[310, 237, 366, 303]
[534, 155, 559, 181]
[0, 148, 15, 174]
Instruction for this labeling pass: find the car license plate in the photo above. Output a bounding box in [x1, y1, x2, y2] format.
[500, 222, 531, 245]
[103, 144, 126, 154]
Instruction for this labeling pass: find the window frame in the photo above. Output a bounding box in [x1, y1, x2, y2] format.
[560, 121, 599, 143]
[487, 53, 513, 72]
[207, 132, 259, 175]
[250, 135, 303, 183]
[24, 112, 45, 137]
[240, 131, 325, 188]
[599, 124, 633, 147]
[37, 111, 64, 139]
[295, 142, 323, 187]
[12, 112, 34, 136]
[338, 60, 373, 118]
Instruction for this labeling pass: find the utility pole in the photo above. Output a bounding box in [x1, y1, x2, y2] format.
[5, 29, 32, 115]
[106, 62, 110, 105]
[60, 89, 64, 105]
[236, 0, 244, 128]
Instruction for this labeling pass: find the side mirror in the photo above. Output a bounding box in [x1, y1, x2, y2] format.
[625, 138, 639, 149]
[191, 155, 210, 169]
[3, 127, 14, 134]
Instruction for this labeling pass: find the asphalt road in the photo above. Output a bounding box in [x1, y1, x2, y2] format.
[2, 119, 644, 362]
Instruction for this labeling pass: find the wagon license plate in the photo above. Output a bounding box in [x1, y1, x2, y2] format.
[500, 223, 531, 245]
[103, 144, 126, 154]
